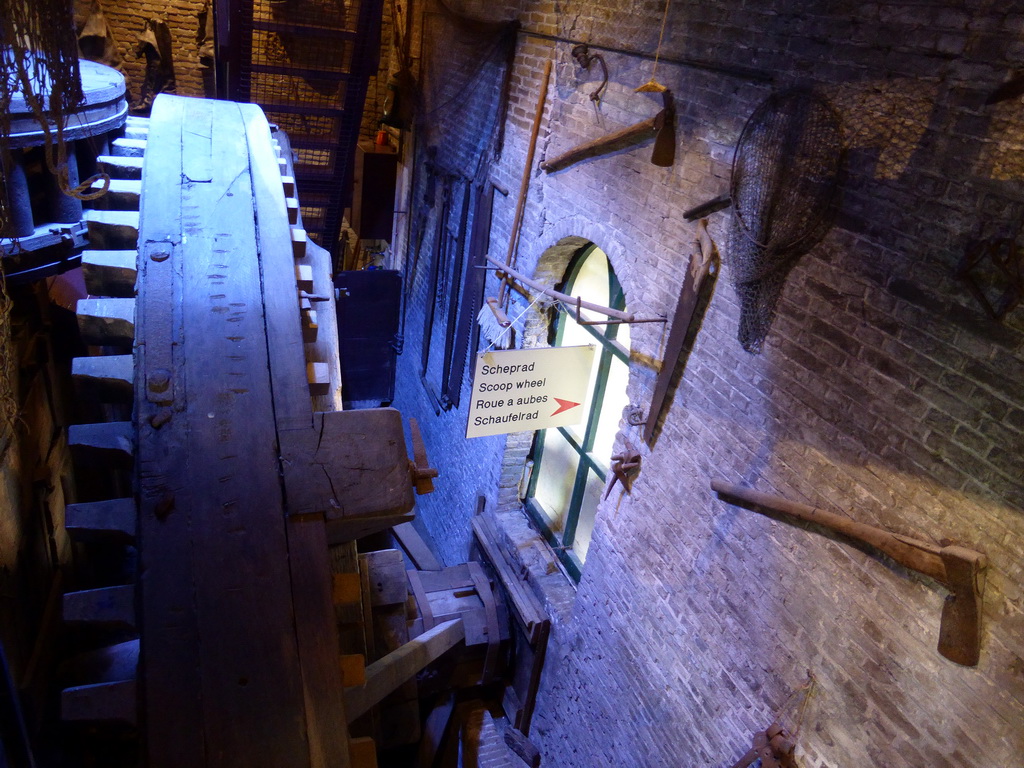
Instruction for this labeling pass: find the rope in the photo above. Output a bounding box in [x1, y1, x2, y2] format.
[650, 0, 672, 85]
[482, 289, 547, 353]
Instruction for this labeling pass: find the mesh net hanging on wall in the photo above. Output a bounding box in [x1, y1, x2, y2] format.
[727, 88, 844, 353]
[418, 0, 518, 174]
[1, 0, 82, 439]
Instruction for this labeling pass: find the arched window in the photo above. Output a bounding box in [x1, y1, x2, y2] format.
[525, 244, 629, 580]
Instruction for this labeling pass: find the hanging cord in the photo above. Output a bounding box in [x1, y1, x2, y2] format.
[636, 0, 672, 92]
[481, 288, 547, 353]
[775, 671, 817, 736]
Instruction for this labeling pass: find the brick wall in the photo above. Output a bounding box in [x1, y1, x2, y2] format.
[393, 1, 1024, 766]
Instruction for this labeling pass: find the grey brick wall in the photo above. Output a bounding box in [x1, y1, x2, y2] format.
[393, 1, 1024, 766]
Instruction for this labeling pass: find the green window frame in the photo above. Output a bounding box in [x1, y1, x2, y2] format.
[524, 244, 629, 581]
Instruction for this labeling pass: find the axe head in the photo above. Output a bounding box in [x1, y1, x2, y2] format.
[651, 90, 676, 167]
[937, 545, 987, 666]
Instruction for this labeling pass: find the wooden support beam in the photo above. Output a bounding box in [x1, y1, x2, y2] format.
[82, 250, 138, 297]
[65, 498, 136, 544]
[72, 354, 134, 402]
[344, 618, 465, 722]
[286, 513, 352, 768]
[76, 297, 135, 347]
[62, 680, 136, 725]
[63, 585, 136, 629]
[392, 522, 443, 571]
[360, 550, 408, 607]
[339, 654, 366, 687]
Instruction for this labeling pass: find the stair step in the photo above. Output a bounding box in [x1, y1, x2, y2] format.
[110, 137, 147, 158]
[89, 178, 142, 211]
[96, 155, 143, 180]
[65, 498, 136, 543]
[62, 679, 137, 725]
[76, 297, 135, 347]
[83, 209, 139, 250]
[63, 585, 136, 629]
[68, 421, 134, 467]
[82, 249, 138, 297]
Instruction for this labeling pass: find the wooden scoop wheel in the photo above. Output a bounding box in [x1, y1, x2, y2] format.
[62, 94, 444, 768]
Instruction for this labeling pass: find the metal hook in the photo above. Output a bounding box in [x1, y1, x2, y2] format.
[571, 44, 609, 103]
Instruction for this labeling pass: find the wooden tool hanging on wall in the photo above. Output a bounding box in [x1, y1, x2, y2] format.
[711, 480, 988, 666]
[644, 219, 719, 445]
[540, 89, 675, 173]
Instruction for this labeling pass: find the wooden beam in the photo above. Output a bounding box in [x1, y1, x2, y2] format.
[392, 522, 443, 571]
[287, 513, 352, 768]
[360, 550, 408, 607]
[83, 209, 140, 250]
[344, 618, 465, 722]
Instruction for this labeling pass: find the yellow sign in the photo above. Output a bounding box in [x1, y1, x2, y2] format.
[466, 345, 595, 438]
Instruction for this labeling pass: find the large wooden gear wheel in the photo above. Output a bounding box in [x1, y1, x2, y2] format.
[64, 94, 442, 768]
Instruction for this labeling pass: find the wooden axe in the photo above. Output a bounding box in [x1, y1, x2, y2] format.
[541, 90, 675, 173]
[711, 481, 987, 666]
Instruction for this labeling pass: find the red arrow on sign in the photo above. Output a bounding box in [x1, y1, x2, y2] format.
[551, 398, 580, 416]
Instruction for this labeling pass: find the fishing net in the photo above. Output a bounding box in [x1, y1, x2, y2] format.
[1, 0, 100, 239]
[418, 0, 518, 173]
[727, 88, 844, 353]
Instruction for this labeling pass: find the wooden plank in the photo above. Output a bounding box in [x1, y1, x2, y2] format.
[326, 513, 414, 545]
[415, 695, 454, 768]
[344, 618, 465, 722]
[75, 297, 135, 347]
[393, 522, 443, 572]
[177, 97, 308, 768]
[415, 564, 473, 593]
[471, 515, 547, 643]
[63, 585, 136, 629]
[287, 513, 352, 768]
[61, 680, 136, 725]
[62, 640, 139, 686]
[360, 550, 408, 607]
[468, 561, 500, 682]
[65, 498, 136, 544]
[239, 102, 311, 432]
[81, 249, 138, 296]
[72, 354, 134, 403]
[135, 93, 205, 768]
[406, 570, 435, 632]
[280, 408, 414, 521]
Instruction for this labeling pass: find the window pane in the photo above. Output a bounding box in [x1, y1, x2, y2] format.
[591, 354, 630, 466]
[532, 432, 579, 537]
[570, 467, 605, 563]
[568, 246, 610, 309]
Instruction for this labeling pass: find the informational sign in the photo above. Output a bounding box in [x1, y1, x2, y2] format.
[466, 345, 595, 438]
